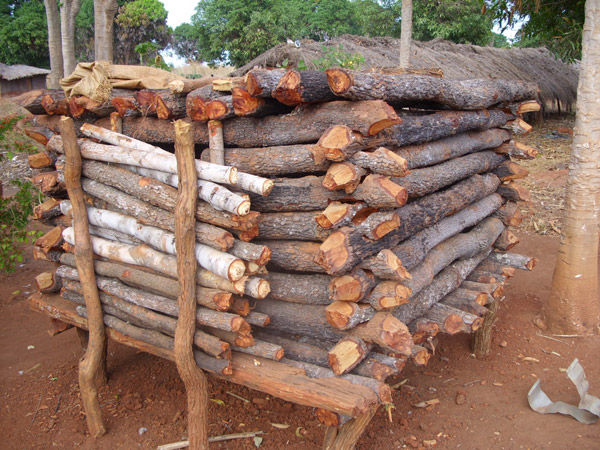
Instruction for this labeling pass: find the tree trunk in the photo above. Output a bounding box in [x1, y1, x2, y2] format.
[43, 0, 63, 89]
[399, 0, 413, 69]
[231, 87, 292, 117]
[94, 0, 118, 62]
[545, 0, 600, 335]
[245, 68, 287, 97]
[60, 0, 81, 77]
[273, 70, 337, 105]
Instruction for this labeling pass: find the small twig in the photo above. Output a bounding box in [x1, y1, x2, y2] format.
[157, 431, 265, 450]
[463, 380, 481, 387]
[29, 394, 43, 428]
[536, 333, 570, 345]
[54, 393, 63, 414]
[225, 391, 250, 403]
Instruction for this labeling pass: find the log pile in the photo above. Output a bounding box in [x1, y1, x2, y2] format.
[24, 68, 539, 433]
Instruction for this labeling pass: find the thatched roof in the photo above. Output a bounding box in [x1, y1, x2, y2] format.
[232, 35, 578, 114]
[0, 63, 50, 81]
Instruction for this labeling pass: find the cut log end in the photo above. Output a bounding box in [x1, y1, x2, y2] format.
[228, 260, 247, 282]
[326, 69, 352, 95]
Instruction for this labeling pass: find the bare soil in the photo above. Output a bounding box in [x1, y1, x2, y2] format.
[1, 108, 598, 449]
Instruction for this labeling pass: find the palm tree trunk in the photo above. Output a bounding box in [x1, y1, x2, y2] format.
[399, 0, 413, 69]
[94, 0, 119, 62]
[544, 0, 600, 335]
[60, 0, 81, 76]
[44, 0, 64, 89]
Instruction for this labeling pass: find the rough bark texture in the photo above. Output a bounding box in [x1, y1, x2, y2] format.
[231, 87, 292, 117]
[273, 70, 337, 105]
[399, 0, 413, 68]
[245, 69, 287, 97]
[43, 1, 63, 89]
[59, 117, 106, 437]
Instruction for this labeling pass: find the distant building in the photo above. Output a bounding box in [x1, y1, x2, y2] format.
[0, 63, 50, 96]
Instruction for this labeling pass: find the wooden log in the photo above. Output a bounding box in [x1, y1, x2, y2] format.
[168, 77, 214, 95]
[410, 345, 431, 366]
[261, 239, 325, 273]
[393, 151, 507, 198]
[394, 128, 511, 170]
[41, 90, 68, 115]
[11, 89, 50, 114]
[35, 271, 61, 293]
[60, 281, 230, 359]
[330, 269, 376, 303]
[502, 118, 532, 135]
[212, 77, 245, 91]
[502, 99, 541, 115]
[28, 151, 56, 169]
[32, 171, 65, 196]
[244, 311, 270, 327]
[29, 293, 381, 417]
[471, 300, 499, 357]
[393, 248, 492, 325]
[316, 110, 514, 161]
[441, 293, 490, 316]
[493, 161, 530, 181]
[364, 281, 411, 310]
[494, 229, 520, 251]
[68, 94, 118, 118]
[231, 86, 291, 117]
[59, 116, 106, 437]
[322, 162, 366, 194]
[272, 69, 337, 105]
[110, 112, 122, 133]
[328, 337, 370, 375]
[62, 207, 245, 282]
[266, 271, 332, 304]
[326, 302, 375, 330]
[316, 409, 351, 428]
[492, 201, 522, 227]
[206, 96, 236, 121]
[476, 258, 517, 277]
[49, 134, 236, 187]
[425, 303, 484, 334]
[316, 202, 369, 230]
[326, 69, 539, 110]
[135, 89, 164, 115]
[450, 287, 493, 305]
[117, 164, 251, 216]
[257, 211, 331, 241]
[488, 251, 537, 271]
[111, 91, 141, 117]
[34, 226, 64, 254]
[322, 406, 378, 450]
[78, 179, 237, 249]
[200, 142, 330, 177]
[403, 218, 505, 297]
[359, 249, 411, 281]
[460, 280, 504, 299]
[349, 147, 409, 177]
[468, 270, 508, 284]
[245, 68, 286, 97]
[350, 313, 412, 357]
[207, 328, 283, 361]
[155, 91, 187, 120]
[407, 318, 439, 345]
[186, 85, 225, 122]
[25, 126, 55, 146]
[316, 174, 501, 275]
[497, 182, 531, 202]
[493, 140, 538, 160]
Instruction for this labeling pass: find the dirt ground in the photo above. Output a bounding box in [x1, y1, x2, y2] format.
[1, 111, 599, 449]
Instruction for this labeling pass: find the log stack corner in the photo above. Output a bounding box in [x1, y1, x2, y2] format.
[22, 67, 540, 429]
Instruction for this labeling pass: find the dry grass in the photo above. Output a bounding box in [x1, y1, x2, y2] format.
[514, 115, 575, 236]
[173, 62, 234, 79]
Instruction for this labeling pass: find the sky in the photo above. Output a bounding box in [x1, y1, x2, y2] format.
[161, 0, 196, 28]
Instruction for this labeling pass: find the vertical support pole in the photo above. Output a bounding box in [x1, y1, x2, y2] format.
[322, 405, 378, 450]
[173, 119, 209, 450]
[471, 300, 499, 357]
[208, 119, 224, 165]
[59, 116, 107, 438]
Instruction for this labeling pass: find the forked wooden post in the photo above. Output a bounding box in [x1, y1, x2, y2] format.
[173, 119, 209, 449]
[208, 119, 224, 165]
[322, 405, 378, 450]
[58, 116, 107, 437]
[471, 300, 500, 357]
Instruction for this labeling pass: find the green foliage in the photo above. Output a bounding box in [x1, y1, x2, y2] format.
[484, 0, 585, 62]
[413, 0, 494, 45]
[172, 22, 200, 62]
[134, 41, 172, 71]
[115, 0, 171, 65]
[312, 45, 364, 70]
[0, 0, 50, 67]
[0, 116, 42, 273]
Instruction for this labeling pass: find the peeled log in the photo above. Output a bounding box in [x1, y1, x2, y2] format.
[316, 174, 501, 275]
[326, 69, 538, 110]
[393, 151, 507, 198]
[168, 77, 214, 95]
[273, 70, 337, 105]
[394, 128, 511, 170]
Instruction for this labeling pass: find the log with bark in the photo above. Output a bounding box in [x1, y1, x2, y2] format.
[493, 140, 538, 160]
[492, 201, 522, 227]
[25, 126, 55, 146]
[11, 89, 53, 114]
[424, 303, 484, 334]
[494, 229, 520, 251]
[326, 69, 538, 110]
[186, 85, 226, 122]
[493, 161, 530, 182]
[328, 337, 370, 375]
[231, 87, 292, 117]
[168, 77, 214, 95]
[40, 90, 68, 115]
[32, 171, 66, 197]
[28, 151, 57, 169]
[272, 70, 337, 105]
[489, 251, 538, 271]
[245, 68, 287, 97]
[496, 182, 531, 202]
[316, 173, 501, 275]
[257, 211, 331, 241]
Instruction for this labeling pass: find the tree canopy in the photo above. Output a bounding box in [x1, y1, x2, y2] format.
[485, 0, 585, 62]
[174, 0, 498, 66]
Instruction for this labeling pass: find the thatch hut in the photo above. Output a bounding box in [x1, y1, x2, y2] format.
[0, 63, 50, 96]
[232, 35, 578, 115]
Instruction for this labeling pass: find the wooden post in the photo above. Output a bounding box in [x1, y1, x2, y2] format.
[471, 300, 499, 357]
[208, 120, 224, 165]
[173, 119, 209, 449]
[322, 404, 378, 450]
[58, 116, 107, 438]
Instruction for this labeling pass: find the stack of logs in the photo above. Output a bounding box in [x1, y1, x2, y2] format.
[22, 67, 539, 425]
